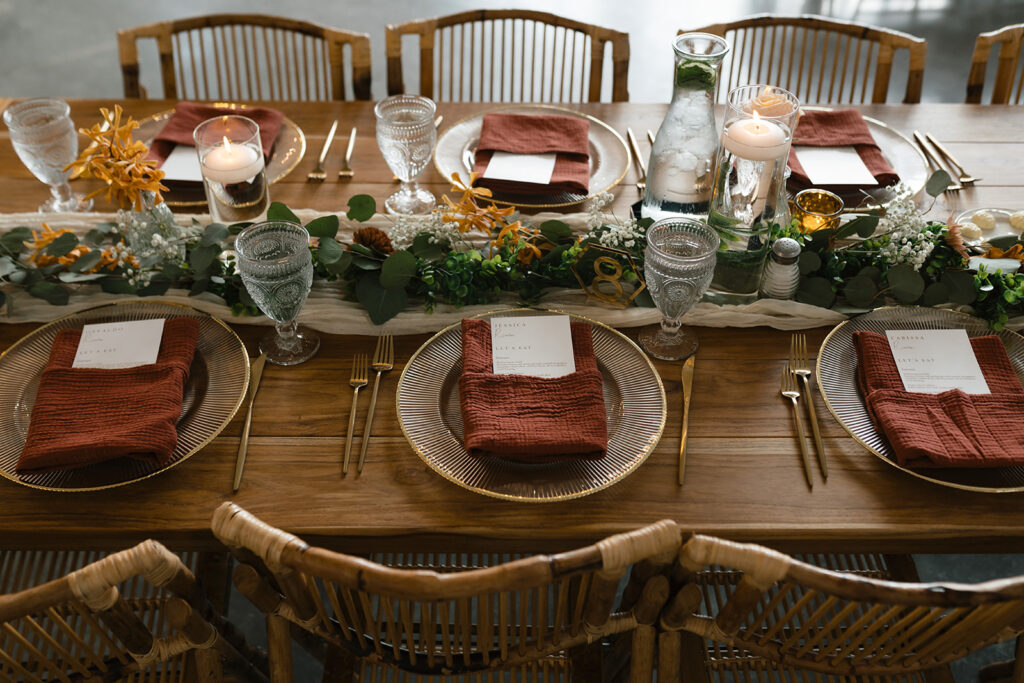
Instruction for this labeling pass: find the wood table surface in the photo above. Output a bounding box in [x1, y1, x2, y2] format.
[0, 100, 1022, 555]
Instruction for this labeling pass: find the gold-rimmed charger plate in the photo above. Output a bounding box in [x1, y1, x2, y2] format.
[0, 301, 249, 492]
[817, 306, 1024, 493]
[434, 104, 630, 209]
[136, 103, 306, 209]
[795, 107, 929, 209]
[396, 309, 665, 502]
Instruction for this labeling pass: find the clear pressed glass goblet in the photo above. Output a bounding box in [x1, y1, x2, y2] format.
[3, 98, 92, 213]
[639, 217, 720, 361]
[235, 221, 320, 366]
[375, 94, 437, 215]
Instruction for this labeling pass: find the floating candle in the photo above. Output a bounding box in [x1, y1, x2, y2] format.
[722, 112, 789, 161]
[200, 137, 263, 185]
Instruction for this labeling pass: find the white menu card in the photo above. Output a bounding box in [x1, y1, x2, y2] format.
[793, 146, 877, 185]
[885, 329, 990, 394]
[482, 151, 557, 184]
[158, 146, 204, 182]
[490, 315, 576, 377]
[72, 319, 165, 370]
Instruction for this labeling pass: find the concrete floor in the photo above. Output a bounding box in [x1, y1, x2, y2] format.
[4, 0, 1024, 680]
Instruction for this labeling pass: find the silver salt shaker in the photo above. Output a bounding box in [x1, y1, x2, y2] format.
[760, 237, 802, 300]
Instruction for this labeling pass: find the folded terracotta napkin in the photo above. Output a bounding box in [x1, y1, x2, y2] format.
[145, 101, 284, 167]
[458, 318, 607, 462]
[472, 113, 590, 196]
[17, 317, 200, 474]
[787, 109, 899, 193]
[853, 330, 1024, 469]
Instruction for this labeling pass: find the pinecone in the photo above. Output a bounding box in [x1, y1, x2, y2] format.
[352, 227, 394, 255]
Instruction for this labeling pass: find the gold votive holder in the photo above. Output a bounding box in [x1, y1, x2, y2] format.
[793, 189, 844, 233]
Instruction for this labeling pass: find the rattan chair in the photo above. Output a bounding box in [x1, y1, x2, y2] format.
[967, 23, 1024, 104]
[685, 14, 926, 104]
[655, 534, 1024, 680]
[212, 502, 681, 682]
[385, 10, 630, 102]
[0, 542, 265, 682]
[118, 13, 371, 101]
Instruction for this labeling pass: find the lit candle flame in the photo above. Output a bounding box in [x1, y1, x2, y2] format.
[752, 110, 762, 133]
[221, 136, 232, 153]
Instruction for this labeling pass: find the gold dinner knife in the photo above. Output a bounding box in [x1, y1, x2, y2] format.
[233, 351, 267, 492]
[679, 355, 695, 486]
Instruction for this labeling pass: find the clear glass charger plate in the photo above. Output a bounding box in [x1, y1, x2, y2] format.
[396, 309, 666, 502]
[434, 104, 630, 209]
[817, 306, 1024, 493]
[135, 103, 306, 209]
[796, 106, 929, 209]
[0, 301, 250, 492]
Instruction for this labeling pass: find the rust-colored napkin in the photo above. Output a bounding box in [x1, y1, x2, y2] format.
[472, 113, 590, 196]
[145, 101, 284, 167]
[853, 330, 1024, 469]
[458, 318, 607, 461]
[17, 317, 200, 474]
[787, 108, 899, 193]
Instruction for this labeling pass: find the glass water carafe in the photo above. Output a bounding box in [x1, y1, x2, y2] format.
[641, 33, 729, 221]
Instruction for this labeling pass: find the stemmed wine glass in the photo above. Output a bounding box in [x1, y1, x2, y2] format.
[235, 221, 320, 366]
[3, 98, 92, 213]
[639, 217, 720, 360]
[375, 94, 437, 215]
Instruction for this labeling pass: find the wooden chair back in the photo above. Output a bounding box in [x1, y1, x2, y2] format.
[663, 534, 1024, 675]
[118, 13, 372, 101]
[967, 23, 1024, 103]
[685, 14, 926, 104]
[0, 540, 261, 682]
[212, 502, 680, 680]
[385, 10, 630, 102]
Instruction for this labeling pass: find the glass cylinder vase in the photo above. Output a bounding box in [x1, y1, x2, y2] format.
[706, 85, 800, 304]
[193, 115, 269, 224]
[641, 33, 729, 222]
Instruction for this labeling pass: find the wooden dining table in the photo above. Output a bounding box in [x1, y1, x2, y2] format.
[0, 99, 1022, 556]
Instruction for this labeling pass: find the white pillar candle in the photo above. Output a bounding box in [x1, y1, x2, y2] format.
[722, 114, 789, 161]
[200, 138, 264, 184]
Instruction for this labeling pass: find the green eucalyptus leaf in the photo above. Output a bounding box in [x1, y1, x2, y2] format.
[326, 250, 353, 275]
[539, 220, 573, 243]
[84, 229, 109, 245]
[190, 277, 210, 296]
[100, 277, 136, 294]
[926, 169, 953, 197]
[843, 276, 878, 308]
[346, 195, 376, 222]
[0, 227, 32, 256]
[798, 251, 822, 275]
[858, 266, 883, 284]
[201, 223, 230, 246]
[410, 233, 445, 261]
[348, 243, 374, 256]
[267, 202, 301, 224]
[836, 215, 879, 239]
[0, 255, 17, 278]
[317, 237, 345, 264]
[988, 235, 1021, 251]
[93, 221, 118, 234]
[40, 264, 64, 276]
[137, 254, 162, 269]
[796, 277, 836, 309]
[352, 255, 382, 270]
[45, 232, 78, 257]
[28, 281, 69, 305]
[189, 244, 219, 274]
[306, 215, 340, 239]
[8, 269, 27, 285]
[228, 222, 253, 235]
[943, 269, 978, 304]
[707, 210, 742, 229]
[922, 281, 950, 307]
[161, 264, 183, 281]
[137, 278, 172, 297]
[540, 243, 569, 265]
[887, 264, 926, 303]
[805, 229, 835, 251]
[379, 250, 417, 289]
[356, 271, 408, 324]
[58, 271, 106, 283]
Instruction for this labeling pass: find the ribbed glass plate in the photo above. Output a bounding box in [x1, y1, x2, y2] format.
[434, 104, 630, 208]
[0, 301, 249, 491]
[397, 310, 665, 502]
[817, 306, 1024, 492]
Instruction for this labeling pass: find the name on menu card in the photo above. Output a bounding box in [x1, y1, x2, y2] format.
[490, 315, 576, 377]
[885, 329, 990, 394]
[482, 151, 557, 185]
[72, 319, 166, 369]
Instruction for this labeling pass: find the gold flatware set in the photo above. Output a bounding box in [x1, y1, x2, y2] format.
[342, 334, 394, 476]
[780, 333, 827, 488]
[307, 121, 357, 182]
[233, 351, 267, 492]
[912, 131, 980, 193]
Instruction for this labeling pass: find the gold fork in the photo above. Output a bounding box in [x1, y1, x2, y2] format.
[780, 364, 813, 489]
[626, 128, 647, 192]
[306, 119, 338, 182]
[338, 126, 357, 179]
[358, 334, 394, 474]
[342, 353, 368, 475]
[912, 131, 962, 192]
[925, 133, 980, 185]
[790, 334, 827, 479]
